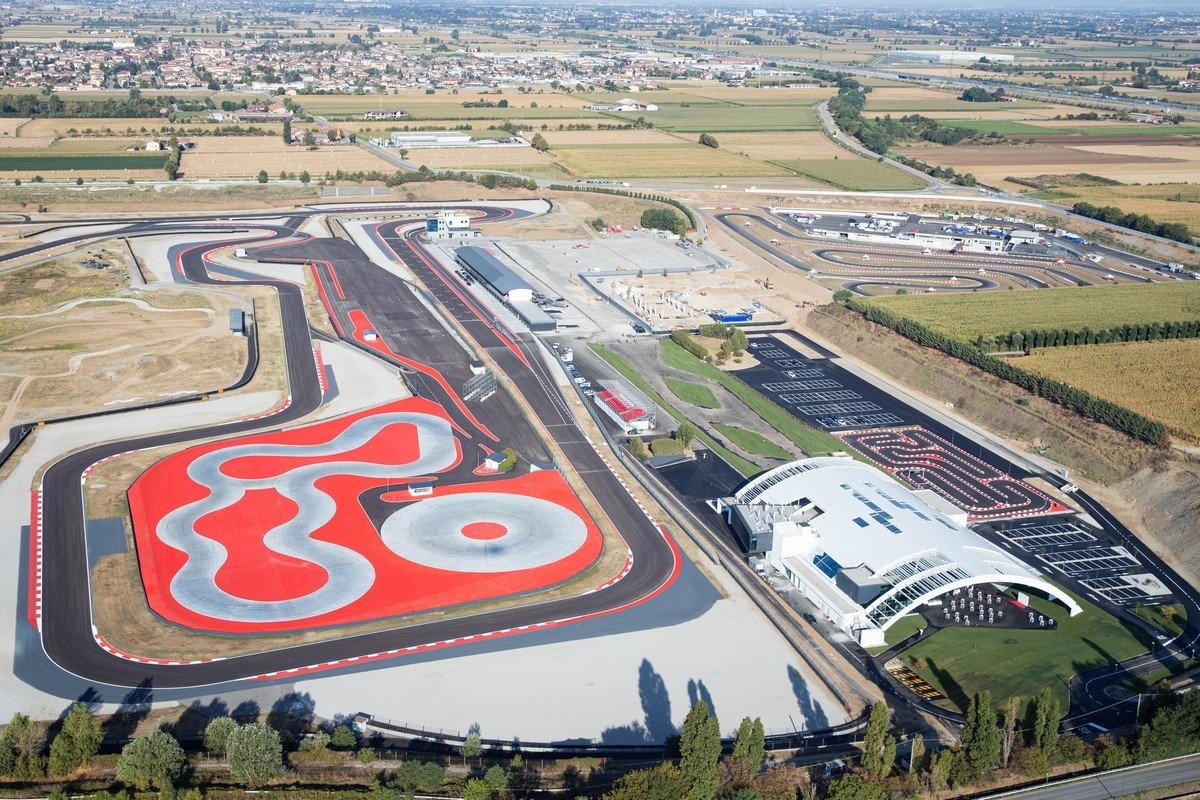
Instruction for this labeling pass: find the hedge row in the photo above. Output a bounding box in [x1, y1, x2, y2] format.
[981, 319, 1200, 352]
[670, 329, 708, 360]
[843, 298, 1168, 445]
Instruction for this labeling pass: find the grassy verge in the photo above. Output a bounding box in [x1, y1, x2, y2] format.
[1131, 603, 1187, 638]
[867, 613, 929, 656]
[590, 344, 758, 475]
[1118, 658, 1198, 693]
[664, 377, 719, 409]
[901, 585, 1151, 714]
[713, 423, 792, 459]
[659, 340, 853, 459]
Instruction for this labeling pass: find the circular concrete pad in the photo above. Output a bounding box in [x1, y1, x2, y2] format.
[381, 493, 588, 573]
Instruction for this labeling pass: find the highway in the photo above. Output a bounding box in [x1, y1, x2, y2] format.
[19, 203, 682, 690]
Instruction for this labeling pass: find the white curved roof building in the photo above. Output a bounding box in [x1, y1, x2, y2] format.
[720, 457, 1080, 646]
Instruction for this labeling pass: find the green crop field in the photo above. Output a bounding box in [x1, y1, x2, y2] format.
[861, 282, 1200, 341]
[939, 119, 1058, 136]
[0, 152, 168, 171]
[552, 143, 789, 179]
[901, 586, 1150, 713]
[296, 96, 584, 119]
[774, 158, 926, 191]
[664, 377, 719, 409]
[713, 423, 793, 459]
[603, 103, 820, 132]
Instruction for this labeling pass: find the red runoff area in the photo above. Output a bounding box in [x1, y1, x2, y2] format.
[128, 397, 603, 634]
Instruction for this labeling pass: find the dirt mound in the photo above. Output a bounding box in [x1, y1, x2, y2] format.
[1097, 461, 1200, 591]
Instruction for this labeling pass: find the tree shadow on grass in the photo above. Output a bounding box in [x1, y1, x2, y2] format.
[925, 658, 970, 713]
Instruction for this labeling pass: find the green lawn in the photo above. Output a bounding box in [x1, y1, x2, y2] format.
[901, 586, 1152, 714]
[1132, 603, 1186, 638]
[659, 340, 855, 460]
[589, 344, 758, 476]
[664, 377, 719, 409]
[867, 613, 929, 655]
[773, 158, 926, 191]
[713, 424, 793, 460]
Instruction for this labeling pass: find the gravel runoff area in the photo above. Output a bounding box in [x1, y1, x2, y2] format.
[296, 560, 849, 742]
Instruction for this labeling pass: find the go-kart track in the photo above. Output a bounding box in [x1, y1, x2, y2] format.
[15, 201, 682, 690]
[834, 426, 1068, 522]
[127, 397, 602, 633]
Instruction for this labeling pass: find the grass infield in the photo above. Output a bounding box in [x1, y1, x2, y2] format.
[712, 423, 792, 460]
[664, 377, 719, 409]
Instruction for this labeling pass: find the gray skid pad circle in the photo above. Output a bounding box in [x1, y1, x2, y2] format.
[380, 493, 588, 573]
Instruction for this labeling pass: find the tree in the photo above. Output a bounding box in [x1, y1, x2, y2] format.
[302, 129, 316, 147]
[530, 132, 549, 151]
[1000, 695, 1020, 768]
[226, 723, 284, 788]
[0, 713, 45, 779]
[961, 691, 1001, 777]
[257, 169, 269, 183]
[204, 716, 237, 757]
[117, 729, 185, 790]
[826, 772, 887, 800]
[732, 716, 765, 772]
[699, 133, 719, 149]
[640, 207, 687, 236]
[48, 702, 102, 776]
[675, 421, 698, 449]
[483, 764, 508, 793]
[908, 733, 925, 788]
[462, 777, 493, 800]
[604, 762, 686, 800]
[299, 170, 311, 184]
[329, 724, 357, 750]
[1030, 688, 1060, 754]
[462, 730, 482, 766]
[833, 289, 854, 303]
[680, 700, 721, 800]
[860, 701, 896, 780]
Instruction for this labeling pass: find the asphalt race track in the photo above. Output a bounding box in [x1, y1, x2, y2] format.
[25, 204, 682, 689]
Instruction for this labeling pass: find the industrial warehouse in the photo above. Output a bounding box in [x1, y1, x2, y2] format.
[714, 457, 1082, 647]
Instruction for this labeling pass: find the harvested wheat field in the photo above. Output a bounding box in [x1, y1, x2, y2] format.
[540, 128, 682, 145]
[680, 86, 834, 104]
[181, 139, 393, 178]
[897, 143, 1200, 187]
[0, 118, 27, 137]
[716, 131, 844, 162]
[17, 117, 171, 138]
[410, 147, 556, 169]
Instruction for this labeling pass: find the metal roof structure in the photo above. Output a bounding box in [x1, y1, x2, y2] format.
[455, 245, 533, 299]
[730, 457, 1081, 632]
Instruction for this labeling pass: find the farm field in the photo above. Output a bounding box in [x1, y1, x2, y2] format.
[774, 157, 926, 191]
[940, 119, 1200, 138]
[409, 147, 556, 169]
[603, 103, 820, 132]
[862, 87, 1044, 113]
[551, 143, 789, 179]
[673, 86, 833, 105]
[895, 142, 1200, 189]
[1015, 339, 1200, 441]
[902, 586, 1149, 714]
[297, 91, 591, 118]
[715, 131, 843, 161]
[861, 282, 1200, 342]
[539, 128, 683, 146]
[181, 139, 393, 178]
[1027, 182, 1200, 228]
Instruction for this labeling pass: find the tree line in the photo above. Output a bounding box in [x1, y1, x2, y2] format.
[0, 93, 182, 120]
[1072, 201, 1194, 245]
[977, 319, 1200, 353]
[547, 184, 701, 232]
[839, 294, 1168, 445]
